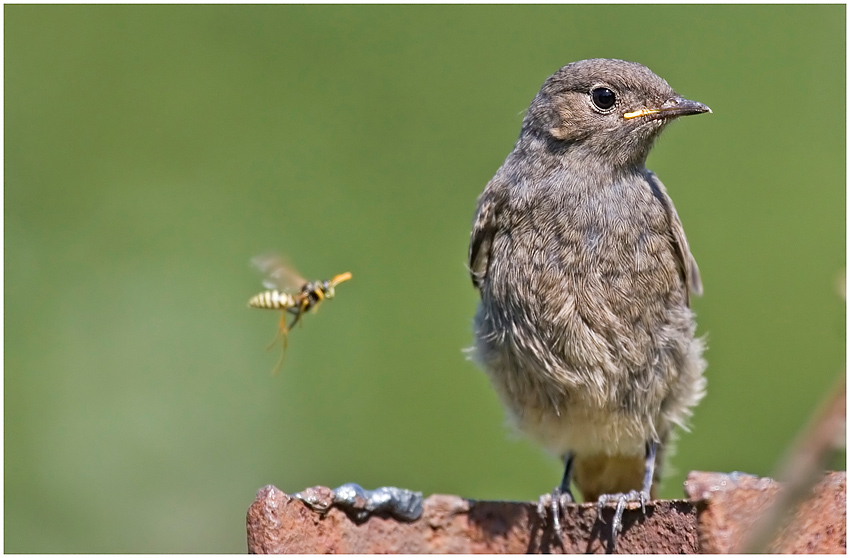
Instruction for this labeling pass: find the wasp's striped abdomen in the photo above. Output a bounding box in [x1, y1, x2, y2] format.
[248, 290, 298, 310]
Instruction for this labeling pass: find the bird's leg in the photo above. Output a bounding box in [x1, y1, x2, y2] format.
[537, 452, 575, 542]
[596, 441, 658, 549]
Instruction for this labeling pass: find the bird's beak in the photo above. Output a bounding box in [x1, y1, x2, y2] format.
[623, 97, 711, 120]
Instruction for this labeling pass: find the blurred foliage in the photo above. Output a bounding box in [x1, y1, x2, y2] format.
[5, 5, 845, 552]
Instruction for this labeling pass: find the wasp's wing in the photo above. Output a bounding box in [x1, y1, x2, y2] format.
[251, 253, 306, 292]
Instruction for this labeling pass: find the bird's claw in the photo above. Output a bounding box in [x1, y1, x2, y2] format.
[537, 487, 574, 544]
[596, 490, 650, 548]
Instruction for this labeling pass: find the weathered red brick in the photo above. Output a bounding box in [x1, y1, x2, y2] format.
[247, 472, 845, 553]
[684, 471, 845, 553]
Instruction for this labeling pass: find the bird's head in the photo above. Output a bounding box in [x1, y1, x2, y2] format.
[523, 59, 710, 167]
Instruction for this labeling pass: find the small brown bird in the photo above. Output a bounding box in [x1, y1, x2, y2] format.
[468, 59, 709, 542]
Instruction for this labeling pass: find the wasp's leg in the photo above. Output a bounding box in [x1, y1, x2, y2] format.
[289, 299, 310, 329]
[271, 341, 288, 374]
[265, 312, 290, 350]
[265, 313, 290, 374]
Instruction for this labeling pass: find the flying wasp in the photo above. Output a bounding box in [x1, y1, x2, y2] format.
[248, 253, 352, 371]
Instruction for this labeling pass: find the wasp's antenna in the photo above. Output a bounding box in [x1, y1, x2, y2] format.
[330, 272, 353, 286]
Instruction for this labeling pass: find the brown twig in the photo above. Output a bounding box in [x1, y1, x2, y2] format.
[738, 374, 846, 553]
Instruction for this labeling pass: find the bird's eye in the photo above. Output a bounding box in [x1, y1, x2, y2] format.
[591, 87, 616, 110]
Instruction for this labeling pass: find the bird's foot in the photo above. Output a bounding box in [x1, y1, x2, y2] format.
[596, 489, 650, 550]
[537, 486, 574, 544]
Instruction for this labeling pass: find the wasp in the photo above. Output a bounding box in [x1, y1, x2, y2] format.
[248, 253, 352, 371]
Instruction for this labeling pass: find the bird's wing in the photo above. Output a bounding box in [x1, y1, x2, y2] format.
[645, 171, 703, 305]
[468, 185, 506, 290]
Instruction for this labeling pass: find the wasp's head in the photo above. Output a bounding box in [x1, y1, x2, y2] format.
[323, 272, 352, 299]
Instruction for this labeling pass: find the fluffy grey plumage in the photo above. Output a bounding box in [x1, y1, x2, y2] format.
[468, 59, 709, 511]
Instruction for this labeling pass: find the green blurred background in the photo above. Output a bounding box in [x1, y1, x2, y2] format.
[5, 5, 845, 552]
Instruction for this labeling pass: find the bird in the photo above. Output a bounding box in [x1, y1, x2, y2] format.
[467, 58, 709, 546]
